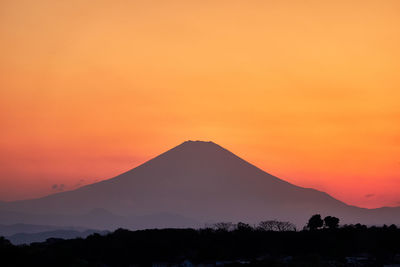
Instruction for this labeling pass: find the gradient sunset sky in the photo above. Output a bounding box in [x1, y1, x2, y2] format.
[1, 0, 399, 208]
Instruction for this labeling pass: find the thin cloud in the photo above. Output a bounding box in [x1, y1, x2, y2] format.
[365, 194, 375, 198]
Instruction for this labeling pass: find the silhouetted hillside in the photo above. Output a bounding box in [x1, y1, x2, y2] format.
[1, 223, 400, 266]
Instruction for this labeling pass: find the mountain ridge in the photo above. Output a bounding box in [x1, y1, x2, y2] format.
[0, 140, 399, 228]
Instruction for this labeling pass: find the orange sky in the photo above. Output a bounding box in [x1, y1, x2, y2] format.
[1, 0, 399, 208]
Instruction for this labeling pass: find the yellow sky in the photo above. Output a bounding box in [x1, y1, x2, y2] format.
[1, 0, 400, 208]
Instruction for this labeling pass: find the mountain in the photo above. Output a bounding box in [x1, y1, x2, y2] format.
[0, 223, 88, 237]
[0, 140, 399, 229]
[6, 229, 109, 245]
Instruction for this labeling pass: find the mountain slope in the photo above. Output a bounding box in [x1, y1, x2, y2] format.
[0, 141, 399, 228]
[6, 229, 109, 245]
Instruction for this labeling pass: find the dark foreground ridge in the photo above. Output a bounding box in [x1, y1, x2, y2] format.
[1, 222, 400, 267]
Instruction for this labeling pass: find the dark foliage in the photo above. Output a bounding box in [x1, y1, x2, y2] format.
[324, 216, 340, 229]
[307, 214, 324, 230]
[0, 236, 12, 248]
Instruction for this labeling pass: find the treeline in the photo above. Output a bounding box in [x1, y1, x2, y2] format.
[208, 214, 399, 232]
[0, 216, 399, 266]
[209, 220, 296, 232]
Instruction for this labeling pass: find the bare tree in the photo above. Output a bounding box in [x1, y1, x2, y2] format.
[258, 220, 276, 231]
[277, 221, 297, 231]
[258, 220, 296, 232]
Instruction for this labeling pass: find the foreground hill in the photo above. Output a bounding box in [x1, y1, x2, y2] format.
[0, 141, 399, 229]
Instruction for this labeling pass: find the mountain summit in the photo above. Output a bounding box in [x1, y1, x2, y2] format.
[0, 141, 399, 229]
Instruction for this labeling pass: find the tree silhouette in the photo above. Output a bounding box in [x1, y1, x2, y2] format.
[324, 216, 340, 229]
[258, 220, 274, 231]
[236, 222, 253, 231]
[213, 222, 234, 232]
[258, 220, 296, 231]
[307, 214, 324, 230]
[0, 236, 11, 248]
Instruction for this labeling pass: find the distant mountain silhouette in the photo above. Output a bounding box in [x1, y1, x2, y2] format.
[0, 140, 399, 229]
[6, 229, 109, 245]
[0, 223, 89, 236]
